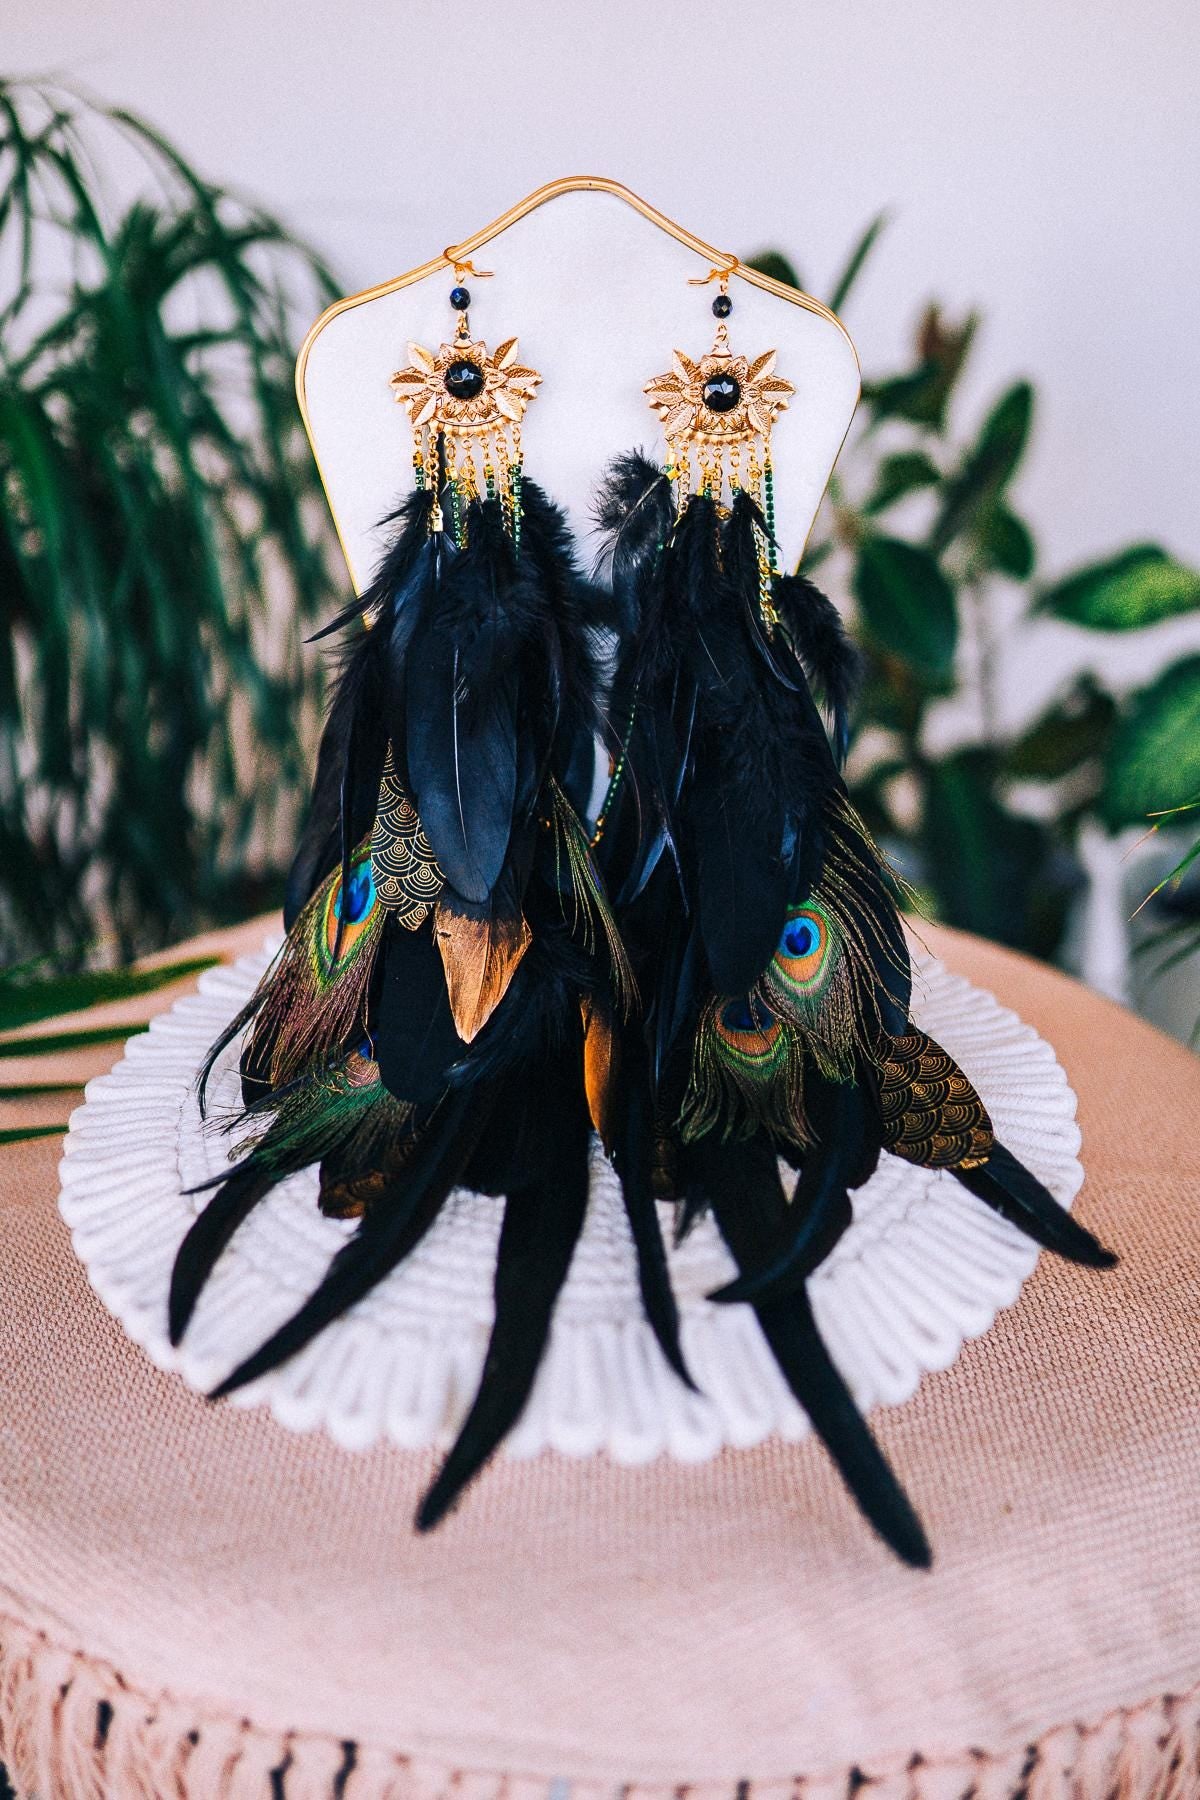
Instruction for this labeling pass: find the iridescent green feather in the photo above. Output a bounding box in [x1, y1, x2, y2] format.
[233, 1046, 413, 1177]
[547, 778, 637, 1014]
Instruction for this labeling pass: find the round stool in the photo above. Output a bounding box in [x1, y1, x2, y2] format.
[0, 922, 1195, 1798]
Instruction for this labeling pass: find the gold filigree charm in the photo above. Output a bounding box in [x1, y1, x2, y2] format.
[388, 266, 540, 549]
[644, 283, 794, 506]
[389, 336, 541, 436]
[645, 341, 793, 447]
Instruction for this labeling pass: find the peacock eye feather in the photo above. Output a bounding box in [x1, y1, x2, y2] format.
[715, 995, 786, 1073]
[771, 903, 832, 998]
[336, 864, 376, 925]
[320, 858, 379, 972]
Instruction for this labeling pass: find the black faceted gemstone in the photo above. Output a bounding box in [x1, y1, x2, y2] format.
[702, 371, 741, 414]
[712, 292, 733, 318]
[445, 358, 485, 399]
[449, 285, 471, 311]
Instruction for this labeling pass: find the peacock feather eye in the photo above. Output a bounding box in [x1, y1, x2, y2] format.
[320, 858, 379, 970]
[771, 903, 832, 998]
[715, 994, 786, 1073]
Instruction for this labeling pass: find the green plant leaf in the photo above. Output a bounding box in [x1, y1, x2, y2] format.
[1101, 659, 1200, 829]
[0, 1081, 83, 1099]
[798, 537, 833, 576]
[853, 536, 958, 682]
[0, 1022, 149, 1060]
[745, 249, 802, 290]
[863, 305, 978, 431]
[976, 502, 1036, 579]
[0, 954, 219, 1030]
[1007, 679, 1117, 780]
[1138, 829, 1200, 914]
[1038, 545, 1200, 630]
[929, 381, 1033, 554]
[921, 750, 1074, 954]
[863, 451, 941, 515]
[827, 211, 887, 314]
[0, 78, 341, 965]
[0, 1124, 68, 1145]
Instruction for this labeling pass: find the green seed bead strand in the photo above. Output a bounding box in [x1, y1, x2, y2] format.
[763, 458, 778, 575]
[757, 455, 781, 631]
[590, 701, 638, 847]
[510, 460, 524, 554]
[449, 477, 464, 549]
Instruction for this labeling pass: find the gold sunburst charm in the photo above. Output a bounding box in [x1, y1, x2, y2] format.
[644, 281, 796, 630]
[389, 282, 541, 548]
[389, 335, 541, 437]
[644, 342, 794, 445]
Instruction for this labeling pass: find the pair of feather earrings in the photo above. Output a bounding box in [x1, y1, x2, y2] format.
[173, 267, 1114, 1565]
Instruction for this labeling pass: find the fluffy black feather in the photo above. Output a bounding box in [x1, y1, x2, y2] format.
[405, 519, 520, 904]
[182, 474, 639, 1509]
[593, 446, 1116, 1567]
[773, 572, 861, 768]
[284, 491, 438, 929]
[593, 451, 674, 640]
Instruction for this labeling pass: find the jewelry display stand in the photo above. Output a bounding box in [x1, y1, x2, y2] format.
[297, 177, 861, 588]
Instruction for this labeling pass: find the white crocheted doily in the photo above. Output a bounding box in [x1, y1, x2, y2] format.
[58, 940, 1082, 1462]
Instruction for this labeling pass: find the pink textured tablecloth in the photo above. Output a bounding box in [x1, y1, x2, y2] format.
[0, 919, 1197, 1799]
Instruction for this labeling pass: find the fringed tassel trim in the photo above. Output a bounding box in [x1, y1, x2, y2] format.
[0, 1609, 1197, 1798]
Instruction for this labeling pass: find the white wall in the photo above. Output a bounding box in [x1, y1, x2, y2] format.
[9, 0, 1198, 579]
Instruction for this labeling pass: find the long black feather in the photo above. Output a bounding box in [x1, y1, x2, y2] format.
[416, 1073, 592, 1529]
[209, 1085, 486, 1399]
[707, 1074, 869, 1306]
[169, 1168, 271, 1346]
[773, 571, 861, 768]
[697, 1133, 931, 1568]
[955, 1140, 1117, 1268]
[609, 1028, 695, 1389]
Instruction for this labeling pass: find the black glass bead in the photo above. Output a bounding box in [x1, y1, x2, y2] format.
[449, 285, 471, 311]
[444, 358, 485, 399]
[712, 292, 733, 318]
[701, 371, 740, 414]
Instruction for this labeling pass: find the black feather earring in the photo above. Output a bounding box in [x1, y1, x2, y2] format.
[175, 266, 633, 1528]
[595, 269, 1116, 1568]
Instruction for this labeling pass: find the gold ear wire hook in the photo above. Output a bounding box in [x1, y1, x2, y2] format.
[443, 250, 494, 280]
[688, 254, 739, 287]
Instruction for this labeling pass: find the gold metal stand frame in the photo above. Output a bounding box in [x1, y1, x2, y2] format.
[295, 175, 861, 583]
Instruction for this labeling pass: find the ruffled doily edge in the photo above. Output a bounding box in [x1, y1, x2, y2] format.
[56, 943, 1084, 1464]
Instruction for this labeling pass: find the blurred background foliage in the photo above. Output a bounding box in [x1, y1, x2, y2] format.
[749, 233, 1200, 978]
[1, 81, 1198, 1029]
[0, 78, 341, 970]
